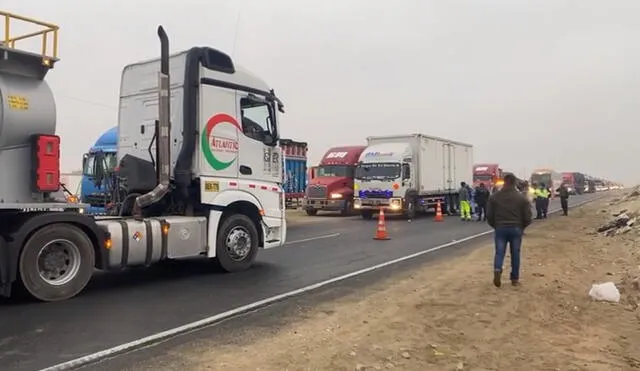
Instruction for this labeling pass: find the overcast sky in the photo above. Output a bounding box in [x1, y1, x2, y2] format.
[6, 0, 640, 184]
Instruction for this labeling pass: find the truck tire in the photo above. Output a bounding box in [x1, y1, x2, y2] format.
[305, 209, 318, 216]
[215, 213, 259, 272]
[18, 224, 95, 302]
[361, 210, 374, 220]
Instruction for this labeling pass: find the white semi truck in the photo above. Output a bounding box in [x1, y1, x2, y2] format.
[0, 12, 286, 301]
[353, 134, 473, 219]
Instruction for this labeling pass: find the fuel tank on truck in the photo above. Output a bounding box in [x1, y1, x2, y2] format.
[0, 58, 57, 205]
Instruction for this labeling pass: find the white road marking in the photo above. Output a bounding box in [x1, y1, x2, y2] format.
[41, 196, 602, 371]
[285, 233, 341, 246]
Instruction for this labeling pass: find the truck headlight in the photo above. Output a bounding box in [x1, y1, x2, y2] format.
[354, 198, 362, 208]
[390, 198, 402, 210]
[330, 193, 343, 199]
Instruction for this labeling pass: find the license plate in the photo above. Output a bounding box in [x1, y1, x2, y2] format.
[204, 181, 219, 192]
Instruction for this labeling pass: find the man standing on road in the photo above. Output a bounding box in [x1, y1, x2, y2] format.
[486, 173, 533, 287]
[558, 183, 570, 216]
[458, 182, 472, 221]
[474, 182, 490, 222]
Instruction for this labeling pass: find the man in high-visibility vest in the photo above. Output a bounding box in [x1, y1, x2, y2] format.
[534, 183, 550, 219]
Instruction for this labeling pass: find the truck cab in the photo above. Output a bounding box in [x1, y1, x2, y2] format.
[473, 163, 502, 190]
[353, 143, 410, 218]
[81, 127, 118, 214]
[304, 146, 366, 216]
[530, 169, 563, 197]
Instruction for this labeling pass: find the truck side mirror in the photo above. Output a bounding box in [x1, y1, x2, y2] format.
[82, 153, 89, 175]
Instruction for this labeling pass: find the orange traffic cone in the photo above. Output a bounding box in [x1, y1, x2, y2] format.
[374, 207, 391, 240]
[434, 200, 444, 222]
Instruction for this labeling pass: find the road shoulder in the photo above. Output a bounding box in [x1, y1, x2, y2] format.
[92, 192, 640, 371]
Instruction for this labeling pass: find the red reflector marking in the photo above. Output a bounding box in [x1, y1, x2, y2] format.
[260, 185, 268, 190]
[229, 182, 237, 186]
[272, 187, 279, 192]
[249, 184, 256, 188]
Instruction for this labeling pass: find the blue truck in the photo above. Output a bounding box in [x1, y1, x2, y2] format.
[280, 139, 308, 208]
[81, 127, 118, 214]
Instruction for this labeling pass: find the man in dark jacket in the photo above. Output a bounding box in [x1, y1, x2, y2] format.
[558, 183, 570, 216]
[486, 173, 533, 287]
[473, 183, 490, 222]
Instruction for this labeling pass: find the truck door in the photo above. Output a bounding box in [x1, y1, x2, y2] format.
[442, 143, 454, 191]
[235, 91, 283, 221]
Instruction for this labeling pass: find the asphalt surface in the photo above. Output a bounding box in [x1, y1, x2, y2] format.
[0, 193, 602, 371]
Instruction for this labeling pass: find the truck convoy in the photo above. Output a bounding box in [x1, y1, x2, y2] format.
[0, 13, 286, 301]
[354, 134, 473, 219]
[304, 146, 366, 216]
[561, 172, 586, 195]
[530, 168, 563, 197]
[81, 126, 118, 214]
[472, 163, 503, 189]
[280, 139, 308, 209]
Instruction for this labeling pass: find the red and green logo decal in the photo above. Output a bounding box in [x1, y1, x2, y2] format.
[201, 113, 242, 170]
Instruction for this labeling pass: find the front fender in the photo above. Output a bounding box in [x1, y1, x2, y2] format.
[210, 189, 264, 211]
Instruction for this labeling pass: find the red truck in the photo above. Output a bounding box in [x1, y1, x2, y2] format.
[304, 146, 366, 216]
[472, 163, 503, 189]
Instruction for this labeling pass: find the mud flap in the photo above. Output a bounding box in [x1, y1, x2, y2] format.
[0, 235, 11, 297]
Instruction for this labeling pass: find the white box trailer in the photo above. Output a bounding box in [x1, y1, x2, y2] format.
[353, 134, 473, 219]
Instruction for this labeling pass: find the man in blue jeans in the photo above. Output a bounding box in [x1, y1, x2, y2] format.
[486, 173, 533, 287]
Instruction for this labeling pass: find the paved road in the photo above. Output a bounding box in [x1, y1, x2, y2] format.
[0, 193, 601, 371]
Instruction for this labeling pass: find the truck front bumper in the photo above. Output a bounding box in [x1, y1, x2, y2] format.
[354, 197, 403, 212]
[304, 198, 346, 211]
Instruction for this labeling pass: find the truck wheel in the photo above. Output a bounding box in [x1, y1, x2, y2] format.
[18, 224, 95, 302]
[305, 209, 318, 216]
[215, 214, 259, 272]
[361, 210, 374, 220]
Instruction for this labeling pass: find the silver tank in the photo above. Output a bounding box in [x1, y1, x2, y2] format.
[0, 51, 57, 204]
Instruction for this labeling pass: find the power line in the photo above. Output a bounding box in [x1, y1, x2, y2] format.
[57, 94, 118, 111]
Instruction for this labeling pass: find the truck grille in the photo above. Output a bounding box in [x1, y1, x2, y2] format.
[307, 185, 327, 199]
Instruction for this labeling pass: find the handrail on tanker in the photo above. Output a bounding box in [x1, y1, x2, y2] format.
[0, 10, 59, 65]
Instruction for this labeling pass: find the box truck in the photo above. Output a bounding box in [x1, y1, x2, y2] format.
[354, 134, 473, 219]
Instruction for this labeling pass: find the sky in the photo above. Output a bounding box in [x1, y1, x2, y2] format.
[5, 0, 640, 184]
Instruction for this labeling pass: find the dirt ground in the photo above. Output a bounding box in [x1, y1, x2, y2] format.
[153, 190, 640, 371]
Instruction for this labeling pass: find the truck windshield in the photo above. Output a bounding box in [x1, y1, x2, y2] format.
[473, 174, 493, 182]
[317, 165, 354, 178]
[531, 173, 551, 185]
[355, 163, 401, 180]
[84, 152, 118, 176]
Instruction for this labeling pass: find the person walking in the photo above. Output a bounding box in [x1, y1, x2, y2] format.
[458, 182, 472, 221]
[558, 182, 570, 216]
[486, 173, 533, 287]
[474, 182, 490, 221]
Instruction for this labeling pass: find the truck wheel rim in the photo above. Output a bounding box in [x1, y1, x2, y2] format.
[36, 239, 82, 286]
[226, 227, 252, 261]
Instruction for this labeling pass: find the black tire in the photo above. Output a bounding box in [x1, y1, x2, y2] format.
[215, 213, 259, 272]
[361, 210, 374, 220]
[340, 200, 353, 216]
[305, 208, 318, 216]
[19, 224, 95, 302]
